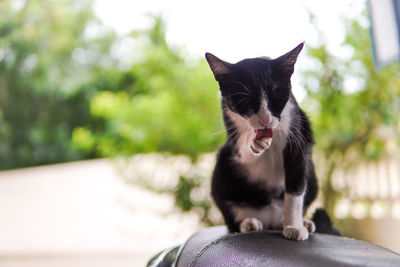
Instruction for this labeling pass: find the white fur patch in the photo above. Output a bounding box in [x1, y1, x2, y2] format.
[226, 100, 305, 235]
[283, 225, 309, 241]
[240, 217, 263, 232]
[226, 100, 294, 189]
[283, 192, 310, 240]
[283, 192, 304, 228]
[232, 200, 285, 230]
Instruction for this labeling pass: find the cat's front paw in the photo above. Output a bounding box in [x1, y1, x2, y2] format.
[250, 137, 272, 155]
[283, 225, 309, 241]
[240, 217, 263, 233]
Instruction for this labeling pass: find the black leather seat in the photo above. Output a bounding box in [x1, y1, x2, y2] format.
[174, 226, 400, 267]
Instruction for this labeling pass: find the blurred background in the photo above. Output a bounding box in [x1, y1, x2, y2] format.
[0, 0, 400, 266]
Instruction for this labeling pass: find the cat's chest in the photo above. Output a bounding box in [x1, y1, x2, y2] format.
[237, 139, 286, 189]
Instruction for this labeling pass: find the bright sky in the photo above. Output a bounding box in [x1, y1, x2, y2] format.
[94, 0, 365, 60]
[94, 0, 367, 99]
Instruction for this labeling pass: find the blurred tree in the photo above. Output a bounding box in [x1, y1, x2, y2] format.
[0, 0, 118, 169]
[73, 17, 225, 160]
[301, 12, 400, 216]
[2, 0, 398, 231]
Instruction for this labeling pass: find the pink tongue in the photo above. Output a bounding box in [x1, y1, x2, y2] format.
[255, 128, 273, 140]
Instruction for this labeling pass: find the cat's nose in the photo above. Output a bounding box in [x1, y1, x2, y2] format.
[258, 118, 272, 127]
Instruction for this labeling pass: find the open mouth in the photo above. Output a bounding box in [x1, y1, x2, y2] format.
[254, 128, 273, 140]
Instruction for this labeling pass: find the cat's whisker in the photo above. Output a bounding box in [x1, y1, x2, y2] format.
[231, 98, 248, 108]
[233, 98, 250, 111]
[231, 80, 251, 94]
[287, 129, 306, 160]
[289, 122, 309, 145]
[229, 91, 250, 97]
[212, 129, 228, 136]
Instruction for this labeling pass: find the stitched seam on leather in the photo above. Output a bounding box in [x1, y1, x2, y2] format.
[190, 234, 234, 267]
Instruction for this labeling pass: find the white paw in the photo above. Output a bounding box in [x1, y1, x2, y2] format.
[303, 219, 316, 234]
[250, 137, 272, 154]
[283, 225, 309, 241]
[240, 217, 263, 233]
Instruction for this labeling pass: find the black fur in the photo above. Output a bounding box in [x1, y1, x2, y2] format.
[206, 43, 319, 233]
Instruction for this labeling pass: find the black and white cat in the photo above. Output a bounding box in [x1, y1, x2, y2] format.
[206, 43, 318, 241]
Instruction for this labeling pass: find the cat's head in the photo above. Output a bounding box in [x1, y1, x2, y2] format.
[205, 43, 303, 132]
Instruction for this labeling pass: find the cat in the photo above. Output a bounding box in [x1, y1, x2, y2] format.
[205, 43, 318, 241]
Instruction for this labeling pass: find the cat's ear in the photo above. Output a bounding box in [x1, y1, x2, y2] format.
[273, 42, 304, 78]
[205, 53, 232, 81]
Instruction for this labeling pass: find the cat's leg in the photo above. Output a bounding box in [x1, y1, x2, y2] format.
[283, 192, 309, 240]
[283, 204, 315, 238]
[240, 217, 263, 233]
[282, 140, 315, 240]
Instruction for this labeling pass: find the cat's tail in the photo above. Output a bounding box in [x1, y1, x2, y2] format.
[312, 208, 341, 236]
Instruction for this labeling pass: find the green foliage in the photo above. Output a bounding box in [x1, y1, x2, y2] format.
[3, 0, 399, 230]
[301, 14, 400, 214]
[305, 17, 400, 164]
[174, 175, 214, 225]
[0, 0, 118, 169]
[0, 1, 224, 171]
[73, 17, 225, 159]
[174, 175, 198, 211]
